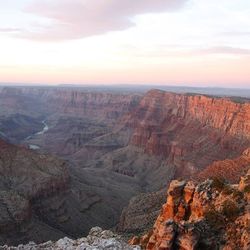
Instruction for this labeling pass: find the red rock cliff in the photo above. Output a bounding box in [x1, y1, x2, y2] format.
[130, 169, 250, 249]
[125, 90, 250, 175]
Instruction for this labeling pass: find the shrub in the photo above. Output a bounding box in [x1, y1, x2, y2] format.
[211, 177, 226, 191]
[204, 208, 225, 230]
[222, 185, 233, 195]
[232, 190, 244, 201]
[222, 200, 240, 221]
[244, 185, 250, 193]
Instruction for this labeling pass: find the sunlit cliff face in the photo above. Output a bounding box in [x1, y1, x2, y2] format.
[0, 0, 249, 87]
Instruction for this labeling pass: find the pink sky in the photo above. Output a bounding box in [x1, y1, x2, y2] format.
[0, 0, 249, 87]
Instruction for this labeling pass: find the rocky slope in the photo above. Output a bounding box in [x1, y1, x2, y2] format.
[130, 168, 250, 250]
[0, 137, 142, 246]
[0, 139, 70, 245]
[0, 227, 140, 250]
[198, 147, 250, 183]
[118, 189, 166, 235]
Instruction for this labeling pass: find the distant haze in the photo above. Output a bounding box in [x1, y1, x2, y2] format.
[0, 84, 250, 99]
[0, 0, 249, 87]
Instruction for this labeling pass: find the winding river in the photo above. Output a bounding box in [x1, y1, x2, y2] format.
[28, 120, 49, 150]
[36, 120, 49, 135]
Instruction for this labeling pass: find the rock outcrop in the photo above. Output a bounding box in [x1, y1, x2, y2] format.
[130, 169, 250, 249]
[0, 227, 140, 250]
[117, 141, 250, 239]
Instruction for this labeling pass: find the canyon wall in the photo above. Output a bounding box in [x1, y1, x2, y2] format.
[46, 90, 142, 122]
[129, 89, 250, 139]
[123, 89, 250, 177]
[0, 87, 142, 123]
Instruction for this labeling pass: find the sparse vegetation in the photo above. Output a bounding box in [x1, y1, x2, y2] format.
[222, 185, 233, 195]
[204, 208, 225, 230]
[232, 189, 244, 201]
[221, 185, 243, 201]
[211, 177, 226, 191]
[243, 185, 250, 193]
[222, 200, 240, 221]
[229, 96, 250, 104]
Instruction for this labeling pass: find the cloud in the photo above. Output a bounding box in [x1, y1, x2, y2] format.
[0, 28, 21, 33]
[19, 0, 188, 41]
[129, 46, 250, 59]
[220, 31, 250, 37]
[197, 46, 250, 55]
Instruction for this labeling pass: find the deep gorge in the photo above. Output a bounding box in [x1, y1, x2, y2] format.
[0, 86, 249, 248]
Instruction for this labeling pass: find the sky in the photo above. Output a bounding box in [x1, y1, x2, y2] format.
[0, 0, 249, 87]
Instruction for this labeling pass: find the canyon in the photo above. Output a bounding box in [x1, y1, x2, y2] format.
[0, 86, 249, 248]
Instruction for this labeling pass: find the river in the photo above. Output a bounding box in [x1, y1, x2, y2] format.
[36, 120, 49, 135]
[28, 120, 49, 150]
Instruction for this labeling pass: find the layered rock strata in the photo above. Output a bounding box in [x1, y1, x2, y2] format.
[124, 89, 250, 179]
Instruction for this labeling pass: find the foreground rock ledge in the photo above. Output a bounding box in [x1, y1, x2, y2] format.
[130, 168, 250, 250]
[0, 227, 140, 250]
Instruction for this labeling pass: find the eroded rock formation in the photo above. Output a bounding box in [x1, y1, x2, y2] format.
[130, 169, 250, 249]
